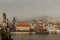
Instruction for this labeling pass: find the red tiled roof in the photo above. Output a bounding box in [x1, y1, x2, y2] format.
[16, 23, 31, 27]
[44, 23, 48, 26]
[36, 28, 45, 31]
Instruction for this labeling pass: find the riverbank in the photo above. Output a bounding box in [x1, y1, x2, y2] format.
[10, 32, 36, 35]
[10, 31, 60, 35]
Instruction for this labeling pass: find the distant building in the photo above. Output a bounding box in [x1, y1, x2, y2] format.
[37, 21, 43, 28]
[15, 23, 31, 32]
[31, 23, 36, 29]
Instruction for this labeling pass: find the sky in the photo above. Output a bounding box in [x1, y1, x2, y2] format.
[0, 0, 60, 21]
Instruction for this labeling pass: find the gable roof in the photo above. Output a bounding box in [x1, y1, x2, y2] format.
[16, 23, 31, 27]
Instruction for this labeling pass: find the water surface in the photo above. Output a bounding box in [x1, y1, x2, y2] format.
[12, 34, 60, 40]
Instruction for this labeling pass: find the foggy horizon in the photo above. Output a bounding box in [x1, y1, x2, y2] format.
[0, 0, 60, 20]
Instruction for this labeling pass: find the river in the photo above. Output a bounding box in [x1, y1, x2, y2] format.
[12, 34, 60, 40]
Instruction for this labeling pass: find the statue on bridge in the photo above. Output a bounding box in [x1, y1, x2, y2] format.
[1, 12, 13, 40]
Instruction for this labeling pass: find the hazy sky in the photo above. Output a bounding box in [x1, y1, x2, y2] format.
[0, 0, 60, 20]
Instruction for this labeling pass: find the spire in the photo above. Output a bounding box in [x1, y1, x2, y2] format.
[3, 12, 6, 22]
[12, 17, 16, 23]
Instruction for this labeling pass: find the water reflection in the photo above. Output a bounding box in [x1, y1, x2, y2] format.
[12, 34, 60, 40]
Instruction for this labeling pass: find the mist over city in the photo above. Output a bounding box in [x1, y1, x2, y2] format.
[0, 0, 60, 40]
[0, 0, 60, 19]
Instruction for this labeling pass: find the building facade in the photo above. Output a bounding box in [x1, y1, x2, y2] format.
[15, 23, 31, 32]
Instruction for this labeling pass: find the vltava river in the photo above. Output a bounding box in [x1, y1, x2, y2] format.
[12, 34, 60, 40]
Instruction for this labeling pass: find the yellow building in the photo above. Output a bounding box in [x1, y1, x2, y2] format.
[15, 23, 31, 31]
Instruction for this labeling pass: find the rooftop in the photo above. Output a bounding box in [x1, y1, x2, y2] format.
[16, 23, 31, 27]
